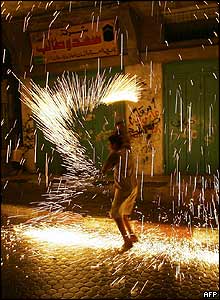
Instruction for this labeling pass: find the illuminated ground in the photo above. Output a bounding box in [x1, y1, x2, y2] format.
[1, 214, 219, 299]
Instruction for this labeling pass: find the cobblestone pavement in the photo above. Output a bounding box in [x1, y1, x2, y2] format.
[1, 214, 219, 300]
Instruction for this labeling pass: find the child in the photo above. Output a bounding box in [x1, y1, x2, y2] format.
[102, 134, 138, 250]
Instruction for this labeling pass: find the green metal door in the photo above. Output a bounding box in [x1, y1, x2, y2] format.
[163, 60, 219, 175]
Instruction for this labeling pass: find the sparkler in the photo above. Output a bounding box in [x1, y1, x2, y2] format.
[9, 70, 142, 214]
[16, 71, 142, 179]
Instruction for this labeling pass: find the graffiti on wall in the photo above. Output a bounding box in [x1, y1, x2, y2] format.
[128, 97, 161, 139]
[22, 113, 35, 153]
[128, 97, 161, 163]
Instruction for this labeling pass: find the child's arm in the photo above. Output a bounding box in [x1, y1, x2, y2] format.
[102, 152, 118, 175]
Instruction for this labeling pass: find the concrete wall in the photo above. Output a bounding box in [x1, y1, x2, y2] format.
[125, 63, 163, 175]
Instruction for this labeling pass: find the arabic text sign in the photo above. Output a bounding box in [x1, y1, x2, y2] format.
[30, 20, 118, 64]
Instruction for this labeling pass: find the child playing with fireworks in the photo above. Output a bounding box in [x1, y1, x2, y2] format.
[102, 133, 138, 251]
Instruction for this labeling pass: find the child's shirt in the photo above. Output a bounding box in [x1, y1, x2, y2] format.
[102, 147, 137, 192]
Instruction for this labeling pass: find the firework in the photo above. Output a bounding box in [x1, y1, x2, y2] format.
[10, 70, 142, 213]
[17, 71, 142, 179]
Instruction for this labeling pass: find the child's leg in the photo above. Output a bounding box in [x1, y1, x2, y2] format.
[114, 217, 132, 245]
[123, 215, 138, 242]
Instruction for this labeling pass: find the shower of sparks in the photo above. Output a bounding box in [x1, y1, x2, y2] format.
[1, 217, 219, 269]
[9, 70, 142, 213]
[16, 71, 142, 179]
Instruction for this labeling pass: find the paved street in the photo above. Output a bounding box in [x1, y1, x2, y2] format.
[1, 173, 219, 299]
[1, 213, 219, 299]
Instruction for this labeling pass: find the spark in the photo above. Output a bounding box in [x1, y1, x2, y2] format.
[140, 170, 144, 201]
[151, 147, 155, 177]
[2, 218, 218, 267]
[96, 15, 99, 32]
[3, 48, 6, 63]
[99, 1, 102, 15]
[179, 99, 183, 132]
[212, 72, 217, 79]
[151, 1, 154, 16]
[15, 136, 21, 150]
[49, 11, 61, 28]
[91, 14, 94, 30]
[208, 104, 213, 136]
[204, 13, 208, 19]
[188, 103, 192, 152]
[13, 70, 142, 189]
[69, 1, 72, 12]
[3, 180, 9, 190]
[6, 144, 10, 163]
[131, 281, 139, 293]
[5, 12, 10, 20]
[208, 38, 213, 44]
[149, 61, 153, 88]
[97, 57, 100, 76]
[145, 45, 148, 59]
[140, 280, 148, 294]
[135, 155, 139, 178]
[46, 71, 49, 88]
[120, 33, 123, 70]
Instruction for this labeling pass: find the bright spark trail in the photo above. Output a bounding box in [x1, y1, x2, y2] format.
[11, 70, 142, 213]
[1, 216, 219, 291]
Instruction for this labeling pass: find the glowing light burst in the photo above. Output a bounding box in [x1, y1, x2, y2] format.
[2, 218, 219, 267]
[19, 71, 142, 179]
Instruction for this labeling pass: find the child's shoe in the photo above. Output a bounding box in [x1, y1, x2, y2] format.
[121, 240, 133, 251]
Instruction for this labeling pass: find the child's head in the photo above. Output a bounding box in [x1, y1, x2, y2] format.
[108, 134, 123, 151]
